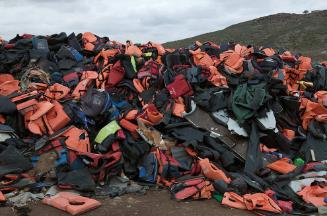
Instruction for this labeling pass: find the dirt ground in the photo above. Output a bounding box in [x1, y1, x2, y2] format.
[1, 189, 253, 216]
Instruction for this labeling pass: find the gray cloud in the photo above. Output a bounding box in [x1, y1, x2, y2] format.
[0, 0, 326, 43]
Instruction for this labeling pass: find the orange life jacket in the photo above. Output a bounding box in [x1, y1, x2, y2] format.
[300, 97, 327, 130]
[314, 91, 327, 107]
[71, 71, 98, 99]
[44, 100, 71, 134]
[94, 49, 120, 67]
[297, 185, 327, 207]
[42, 192, 101, 215]
[172, 97, 185, 117]
[0, 191, 5, 202]
[262, 48, 276, 57]
[61, 127, 90, 153]
[137, 104, 163, 126]
[125, 44, 142, 57]
[208, 66, 228, 87]
[280, 51, 296, 62]
[266, 158, 296, 174]
[199, 158, 231, 183]
[297, 56, 312, 73]
[222, 192, 282, 213]
[220, 50, 244, 74]
[243, 193, 282, 213]
[82, 32, 97, 51]
[147, 42, 166, 55]
[0, 73, 20, 96]
[222, 192, 247, 209]
[119, 118, 138, 135]
[190, 49, 214, 67]
[45, 83, 70, 100]
[235, 44, 252, 58]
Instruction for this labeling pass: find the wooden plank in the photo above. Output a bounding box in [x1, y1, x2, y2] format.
[186, 108, 248, 161]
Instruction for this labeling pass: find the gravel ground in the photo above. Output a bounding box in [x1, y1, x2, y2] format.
[1, 190, 254, 216]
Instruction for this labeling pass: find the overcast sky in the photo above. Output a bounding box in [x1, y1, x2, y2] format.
[0, 0, 326, 43]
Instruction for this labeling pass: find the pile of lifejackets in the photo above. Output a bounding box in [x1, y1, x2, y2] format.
[0, 32, 327, 215]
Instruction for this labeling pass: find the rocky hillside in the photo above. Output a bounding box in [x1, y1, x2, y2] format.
[164, 10, 327, 61]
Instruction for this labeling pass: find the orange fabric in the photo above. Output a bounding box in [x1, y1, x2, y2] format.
[284, 68, 307, 92]
[266, 158, 296, 174]
[155, 149, 168, 186]
[96, 70, 109, 89]
[314, 91, 327, 107]
[190, 50, 214, 67]
[82, 32, 97, 43]
[315, 114, 327, 123]
[125, 109, 138, 120]
[282, 129, 295, 140]
[27, 82, 48, 91]
[259, 144, 277, 153]
[223, 192, 281, 213]
[192, 181, 215, 200]
[125, 45, 142, 57]
[80, 71, 98, 80]
[0, 191, 5, 202]
[194, 41, 202, 47]
[27, 115, 47, 135]
[297, 56, 312, 73]
[82, 32, 97, 51]
[280, 51, 296, 62]
[119, 119, 138, 133]
[235, 44, 251, 57]
[29, 101, 54, 121]
[141, 77, 151, 89]
[244, 47, 254, 58]
[10, 91, 38, 103]
[146, 104, 163, 124]
[24, 101, 55, 135]
[222, 192, 247, 209]
[0, 187, 17, 193]
[220, 50, 244, 74]
[45, 83, 70, 100]
[172, 98, 185, 117]
[133, 79, 145, 93]
[199, 158, 231, 183]
[46, 101, 71, 132]
[208, 66, 228, 87]
[0, 115, 5, 124]
[262, 48, 276, 56]
[0, 80, 20, 96]
[42, 192, 101, 215]
[72, 71, 98, 99]
[0, 74, 15, 83]
[147, 42, 166, 55]
[84, 43, 95, 51]
[243, 193, 282, 213]
[297, 185, 327, 207]
[16, 99, 38, 111]
[300, 98, 327, 130]
[234, 44, 245, 55]
[94, 49, 120, 66]
[62, 127, 90, 153]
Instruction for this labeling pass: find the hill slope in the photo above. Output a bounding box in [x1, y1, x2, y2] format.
[164, 10, 327, 60]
